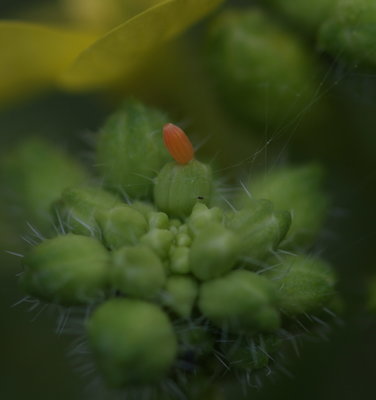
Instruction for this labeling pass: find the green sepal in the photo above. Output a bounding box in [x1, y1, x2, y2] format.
[199, 269, 280, 333]
[97, 205, 148, 249]
[21, 234, 110, 305]
[154, 159, 213, 218]
[111, 245, 166, 299]
[96, 99, 171, 199]
[87, 299, 177, 387]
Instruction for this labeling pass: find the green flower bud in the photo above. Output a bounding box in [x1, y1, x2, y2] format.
[176, 232, 192, 247]
[178, 224, 189, 233]
[190, 223, 240, 280]
[264, 255, 337, 315]
[205, 9, 320, 129]
[154, 160, 213, 218]
[188, 203, 223, 233]
[130, 200, 156, 217]
[319, 0, 376, 67]
[241, 164, 328, 248]
[162, 276, 198, 318]
[54, 186, 120, 236]
[96, 99, 170, 199]
[87, 299, 177, 387]
[140, 229, 174, 260]
[111, 245, 166, 299]
[21, 234, 110, 305]
[1, 138, 87, 231]
[263, 0, 337, 34]
[148, 211, 170, 229]
[169, 219, 182, 229]
[228, 199, 291, 263]
[169, 246, 191, 274]
[199, 270, 280, 333]
[97, 205, 148, 249]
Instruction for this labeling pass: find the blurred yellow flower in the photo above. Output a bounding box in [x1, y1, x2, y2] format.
[0, 0, 223, 106]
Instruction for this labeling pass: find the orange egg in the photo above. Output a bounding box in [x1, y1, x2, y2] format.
[163, 123, 194, 165]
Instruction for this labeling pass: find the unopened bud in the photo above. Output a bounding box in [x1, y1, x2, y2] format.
[21, 234, 110, 305]
[199, 269, 280, 333]
[140, 229, 174, 260]
[154, 160, 213, 218]
[87, 299, 177, 387]
[96, 100, 170, 199]
[162, 276, 198, 318]
[54, 186, 120, 236]
[97, 205, 148, 249]
[111, 245, 166, 299]
[265, 254, 337, 315]
[228, 199, 291, 263]
[190, 222, 240, 280]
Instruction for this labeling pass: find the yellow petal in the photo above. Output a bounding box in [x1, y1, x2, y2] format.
[0, 22, 96, 106]
[60, 0, 224, 90]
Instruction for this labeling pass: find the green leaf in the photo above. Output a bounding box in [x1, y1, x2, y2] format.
[60, 0, 224, 89]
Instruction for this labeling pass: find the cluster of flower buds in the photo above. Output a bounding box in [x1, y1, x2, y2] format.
[19, 100, 338, 391]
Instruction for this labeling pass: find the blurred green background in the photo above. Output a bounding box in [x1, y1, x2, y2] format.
[1, 0, 375, 399]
